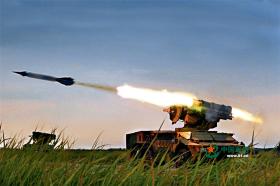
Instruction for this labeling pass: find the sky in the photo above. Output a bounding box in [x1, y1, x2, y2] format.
[0, 0, 279, 148]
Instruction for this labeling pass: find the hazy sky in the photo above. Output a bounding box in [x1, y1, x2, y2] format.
[1, 0, 279, 148]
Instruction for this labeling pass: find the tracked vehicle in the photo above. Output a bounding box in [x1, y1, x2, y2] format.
[23, 131, 56, 150]
[126, 100, 246, 160]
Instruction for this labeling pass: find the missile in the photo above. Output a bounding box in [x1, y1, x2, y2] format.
[13, 71, 75, 86]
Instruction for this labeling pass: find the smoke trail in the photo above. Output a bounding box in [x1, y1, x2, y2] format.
[75, 82, 117, 93]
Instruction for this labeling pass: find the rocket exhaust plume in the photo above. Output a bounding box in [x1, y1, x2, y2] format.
[75, 83, 195, 107]
[117, 84, 196, 107]
[13, 71, 263, 124]
[232, 107, 262, 124]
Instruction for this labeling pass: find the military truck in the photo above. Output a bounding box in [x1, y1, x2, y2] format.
[126, 100, 246, 161]
[23, 131, 56, 150]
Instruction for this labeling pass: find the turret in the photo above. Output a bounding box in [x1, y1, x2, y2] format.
[163, 100, 232, 130]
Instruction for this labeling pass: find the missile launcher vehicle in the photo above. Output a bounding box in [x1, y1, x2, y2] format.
[126, 100, 246, 161]
[23, 131, 56, 150]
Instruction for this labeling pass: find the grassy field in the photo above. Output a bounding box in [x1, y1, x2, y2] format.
[0, 126, 279, 185]
[0, 148, 279, 186]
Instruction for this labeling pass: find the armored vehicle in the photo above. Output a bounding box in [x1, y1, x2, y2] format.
[126, 100, 246, 161]
[23, 131, 56, 150]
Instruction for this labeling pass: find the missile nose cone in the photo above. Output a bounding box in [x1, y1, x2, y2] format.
[13, 71, 27, 76]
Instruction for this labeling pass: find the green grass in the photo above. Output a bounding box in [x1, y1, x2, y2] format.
[0, 148, 279, 186]
[0, 125, 279, 185]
